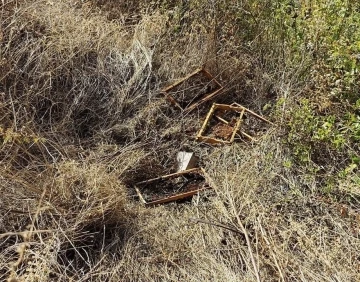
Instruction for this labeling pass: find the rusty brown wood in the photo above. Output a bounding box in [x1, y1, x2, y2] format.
[164, 92, 183, 110]
[145, 186, 211, 206]
[213, 103, 244, 111]
[184, 87, 224, 113]
[201, 68, 222, 87]
[161, 68, 203, 92]
[135, 167, 213, 206]
[161, 68, 223, 113]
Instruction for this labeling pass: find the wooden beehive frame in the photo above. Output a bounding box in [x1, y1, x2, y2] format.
[134, 168, 212, 206]
[196, 103, 273, 145]
[161, 68, 223, 113]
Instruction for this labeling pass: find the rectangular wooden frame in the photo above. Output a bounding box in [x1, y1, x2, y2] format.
[161, 68, 223, 113]
[196, 103, 273, 145]
[134, 168, 212, 206]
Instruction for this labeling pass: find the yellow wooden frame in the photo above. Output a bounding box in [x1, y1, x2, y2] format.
[196, 103, 273, 145]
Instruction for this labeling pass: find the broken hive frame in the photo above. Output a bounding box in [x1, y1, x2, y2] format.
[231, 102, 274, 141]
[196, 103, 273, 145]
[196, 103, 244, 145]
[161, 68, 223, 113]
[134, 168, 212, 206]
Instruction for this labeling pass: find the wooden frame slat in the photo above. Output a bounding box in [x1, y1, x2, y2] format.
[196, 103, 273, 145]
[134, 168, 212, 206]
[146, 186, 211, 206]
[161, 68, 223, 113]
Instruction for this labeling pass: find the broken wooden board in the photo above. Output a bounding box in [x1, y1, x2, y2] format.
[161, 68, 223, 113]
[134, 168, 212, 206]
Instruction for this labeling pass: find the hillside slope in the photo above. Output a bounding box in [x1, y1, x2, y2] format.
[1, 1, 359, 281]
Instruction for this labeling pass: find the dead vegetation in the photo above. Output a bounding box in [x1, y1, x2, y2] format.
[1, 0, 359, 281]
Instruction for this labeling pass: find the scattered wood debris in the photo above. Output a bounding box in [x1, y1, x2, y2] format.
[134, 168, 212, 206]
[196, 103, 273, 145]
[134, 68, 274, 206]
[161, 68, 223, 113]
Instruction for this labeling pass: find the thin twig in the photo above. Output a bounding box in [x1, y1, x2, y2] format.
[190, 217, 244, 235]
[258, 219, 285, 281]
[0, 230, 54, 239]
[233, 212, 261, 282]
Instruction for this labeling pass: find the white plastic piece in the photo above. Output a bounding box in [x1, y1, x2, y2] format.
[177, 152, 198, 172]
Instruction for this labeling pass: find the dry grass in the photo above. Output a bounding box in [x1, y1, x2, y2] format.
[1, 0, 359, 281]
